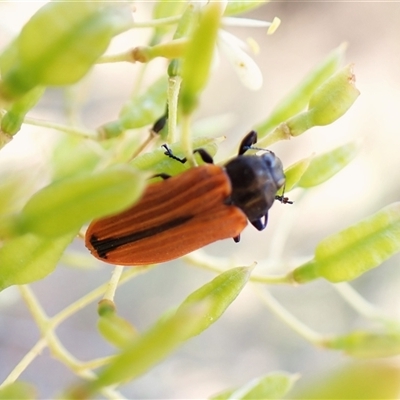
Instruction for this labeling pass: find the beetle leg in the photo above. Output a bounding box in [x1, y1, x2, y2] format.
[233, 234, 241, 243]
[151, 104, 168, 134]
[162, 145, 214, 164]
[152, 173, 171, 180]
[162, 144, 187, 164]
[251, 213, 268, 231]
[151, 113, 167, 135]
[238, 130, 258, 155]
[193, 148, 214, 164]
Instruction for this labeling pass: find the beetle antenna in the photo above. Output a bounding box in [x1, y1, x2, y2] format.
[244, 145, 273, 153]
[275, 185, 293, 204]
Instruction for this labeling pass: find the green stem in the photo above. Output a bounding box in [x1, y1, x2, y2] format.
[0, 338, 47, 388]
[20, 114, 98, 140]
[184, 252, 295, 285]
[256, 123, 292, 149]
[167, 75, 182, 143]
[181, 114, 195, 167]
[333, 282, 397, 327]
[253, 285, 325, 344]
[19, 285, 49, 330]
[103, 266, 124, 302]
[49, 266, 153, 330]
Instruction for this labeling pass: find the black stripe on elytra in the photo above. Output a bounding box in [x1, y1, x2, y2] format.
[90, 215, 193, 258]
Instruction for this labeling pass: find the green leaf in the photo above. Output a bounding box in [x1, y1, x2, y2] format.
[1, 86, 45, 135]
[293, 202, 400, 283]
[180, 2, 223, 114]
[99, 77, 168, 138]
[50, 136, 103, 181]
[0, 3, 132, 98]
[327, 330, 400, 358]
[16, 165, 147, 237]
[0, 232, 75, 291]
[298, 142, 358, 188]
[167, 3, 198, 77]
[0, 382, 37, 400]
[73, 267, 250, 395]
[84, 301, 214, 392]
[281, 156, 312, 193]
[286, 64, 360, 137]
[255, 44, 346, 137]
[211, 372, 298, 400]
[152, 0, 186, 40]
[0, 168, 40, 217]
[177, 266, 252, 335]
[98, 312, 139, 349]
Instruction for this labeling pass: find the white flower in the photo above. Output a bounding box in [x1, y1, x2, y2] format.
[218, 16, 281, 91]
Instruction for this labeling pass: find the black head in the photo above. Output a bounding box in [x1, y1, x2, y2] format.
[224, 131, 288, 231]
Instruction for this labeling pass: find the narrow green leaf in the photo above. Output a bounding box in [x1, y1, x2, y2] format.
[98, 312, 139, 349]
[298, 142, 358, 188]
[167, 3, 198, 78]
[171, 2, 197, 40]
[1, 86, 45, 135]
[180, 2, 223, 114]
[0, 382, 37, 400]
[211, 372, 298, 400]
[281, 156, 312, 193]
[50, 136, 103, 181]
[74, 267, 250, 395]
[255, 44, 346, 137]
[293, 202, 400, 283]
[16, 165, 146, 237]
[286, 64, 360, 137]
[99, 77, 168, 138]
[178, 266, 252, 335]
[0, 168, 40, 217]
[86, 301, 213, 391]
[326, 330, 400, 358]
[152, 0, 186, 41]
[0, 3, 132, 98]
[0, 232, 75, 291]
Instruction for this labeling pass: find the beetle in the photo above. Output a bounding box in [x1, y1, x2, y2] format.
[85, 130, 292, 265]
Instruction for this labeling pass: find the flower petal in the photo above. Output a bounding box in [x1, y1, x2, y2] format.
[218, 30, 263, 91]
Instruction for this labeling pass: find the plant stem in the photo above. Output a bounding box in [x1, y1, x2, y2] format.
[184, 251, 295, 284]
[333, 282, 397, 327]
[103, 266, 124, 302]
[21, 114, 98, 140]
[167, 75, 182, 143]
[0, 338, 47, 388]
[50, 266, 152, 329]
[181, 114, 195, 167]
[253, 285, 325, 344]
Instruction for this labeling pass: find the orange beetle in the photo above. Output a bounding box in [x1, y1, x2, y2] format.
[85, 131, 291, 265]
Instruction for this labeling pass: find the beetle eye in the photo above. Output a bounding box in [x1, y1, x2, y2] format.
[262, 152, 285, 187]
[262, 152, 276, 168]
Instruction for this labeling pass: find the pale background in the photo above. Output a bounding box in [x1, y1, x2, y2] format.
[1, 2, 400, 398]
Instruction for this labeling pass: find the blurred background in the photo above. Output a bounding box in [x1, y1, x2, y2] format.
[1, 1, 400, 398]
